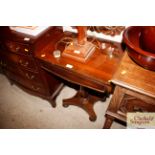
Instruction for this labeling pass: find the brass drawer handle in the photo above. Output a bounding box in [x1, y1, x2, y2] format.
[25, 73, 35, 80]
[31, 85, 40, 91]
[19, 59, 29, 67]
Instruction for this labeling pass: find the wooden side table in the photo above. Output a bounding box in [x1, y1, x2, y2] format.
[35, 31, 124, 121]
[103, 52, 155, 128]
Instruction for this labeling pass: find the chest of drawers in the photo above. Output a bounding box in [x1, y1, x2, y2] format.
[0, 26, 64, 107]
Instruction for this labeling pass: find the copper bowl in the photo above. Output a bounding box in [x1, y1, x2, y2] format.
[123, 26, 155, 71]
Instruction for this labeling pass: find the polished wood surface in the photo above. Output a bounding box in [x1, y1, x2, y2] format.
[103, 52, 155, 128]
[0, 27, 63, 107]
[62, 26, 95, 62]
[123, 26, 155, 71]
[0, 26, 52, 44]
[112, 52, 155, 98]
[35, 29, 124, 121]
[36, 31, 124, 93]
[140, 26, 155, 53]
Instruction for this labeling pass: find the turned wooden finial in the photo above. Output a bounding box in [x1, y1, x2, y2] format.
[77, 26, 87, 45]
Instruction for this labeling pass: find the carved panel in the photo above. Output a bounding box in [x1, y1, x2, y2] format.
[119, 94, 155, 114]
[88, 26, 125, 36]
[71, 26, 125, 36]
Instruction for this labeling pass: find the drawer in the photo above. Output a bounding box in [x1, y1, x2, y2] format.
[0, 52, 22, 73]
[4, 40, 32, 55]
[41, 62, 108, 93]
[3, 52, 38, 72]
[5, 70, 47, 95]
[18, 68, 43, 84]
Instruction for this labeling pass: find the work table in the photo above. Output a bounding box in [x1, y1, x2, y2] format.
[35, 28, 124, 121]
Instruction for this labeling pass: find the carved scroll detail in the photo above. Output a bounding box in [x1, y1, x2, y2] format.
[119, 94, 155, 113]
[88, 26, 125, 36]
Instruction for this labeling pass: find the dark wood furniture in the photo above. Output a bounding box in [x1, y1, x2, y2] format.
[0, 27, 63, 107]
[35, 30, 124, 121]
[62, 26, 95, 62]
[123, 26, 155, 71]
[103, 52, 155, 128]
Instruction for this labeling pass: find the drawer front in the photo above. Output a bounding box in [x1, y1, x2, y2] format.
[5, 70, 47, 95]
[3, 52, 38, 72]
[4, 40, 32, 55]
[41, 62, 108, 93]
[18, 68, 43, 84]
[0, 51, 17, 72]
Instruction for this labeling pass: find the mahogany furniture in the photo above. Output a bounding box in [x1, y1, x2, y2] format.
[35, 30, 124, 121]
[123, 26, 155, 71]
[103, 52, 155, 128]
[140, 26, 155, 53]
[0, 27, 63, 107]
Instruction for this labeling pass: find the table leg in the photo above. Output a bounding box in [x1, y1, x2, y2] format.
[103, 115, 115, 129]
[63, 86, 100, 121]
[102, 86, 125, 128]
[49, 83, 64, 108]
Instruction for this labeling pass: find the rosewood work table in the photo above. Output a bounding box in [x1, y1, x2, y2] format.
[103, 52, 155, 128]
[35, 30, 124, 121]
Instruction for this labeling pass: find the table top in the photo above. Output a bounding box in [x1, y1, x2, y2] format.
[0, 27, 59, 44]
[35, 29, 124, 93]
[112, 52, 155, 98]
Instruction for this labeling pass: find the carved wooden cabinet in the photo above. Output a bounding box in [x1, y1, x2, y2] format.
[0, 27, 63, 107]
[103, 53, 155, 128]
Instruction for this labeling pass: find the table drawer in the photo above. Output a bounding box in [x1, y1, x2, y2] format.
[18, 68, 43, 84]
[4, 40, 32, 55]
[41, 62, 109, 93]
